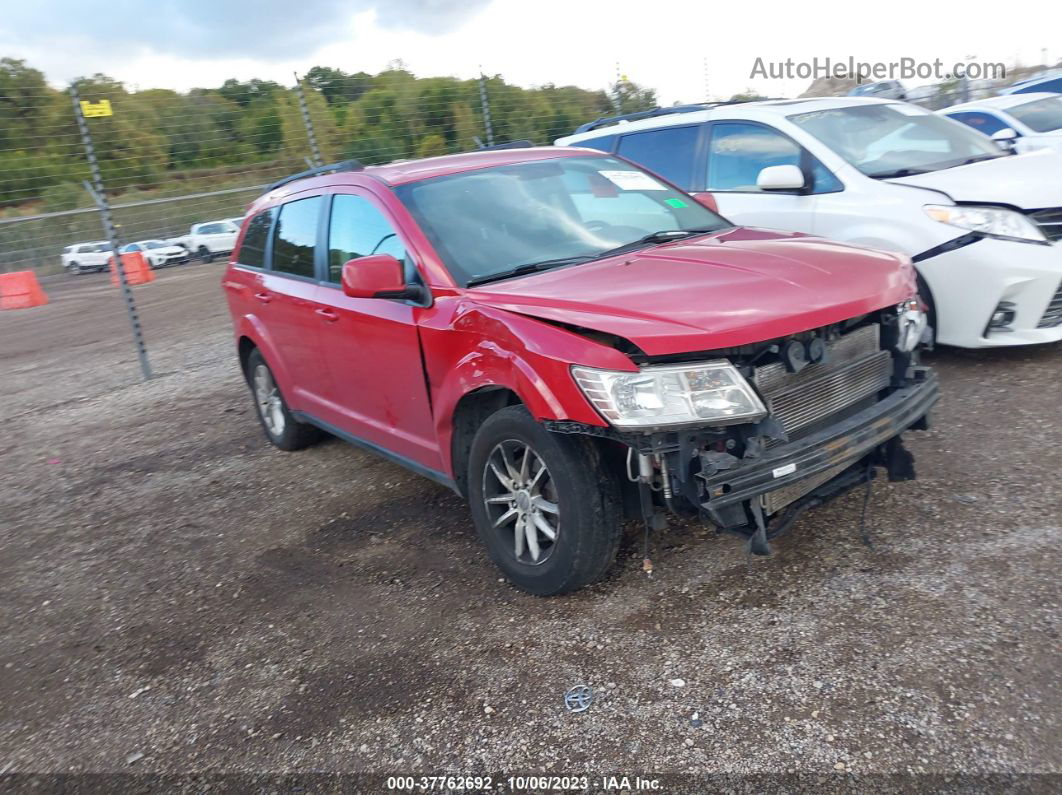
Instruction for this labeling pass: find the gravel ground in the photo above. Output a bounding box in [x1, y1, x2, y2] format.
[1, 264, 1059, 785]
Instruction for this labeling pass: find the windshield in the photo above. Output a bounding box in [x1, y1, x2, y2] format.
[1009, 97, 1062, 133]
[789, 103, 1002, 178]
[394, 155, 730, 287]
[142, 240, 168, 249]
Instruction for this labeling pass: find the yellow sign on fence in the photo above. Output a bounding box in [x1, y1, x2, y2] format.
[80, 99, 113, 118]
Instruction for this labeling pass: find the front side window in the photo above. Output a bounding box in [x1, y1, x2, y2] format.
[326, 194, 408, 283]
[1017, 78, 1062, 95]
[947, 111, 1011, 136]
[704, 123, 842, 193]
[1008, 97, 1062, 133]
[616, 126, 699, 189]
[707, 123, 801, 191]
[271, 197, 321, 278]
[237, 208, 276, 268]
[394, 155, 730, 287]
[789, 103, 1002, 178]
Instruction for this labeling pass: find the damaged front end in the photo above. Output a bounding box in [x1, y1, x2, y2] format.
[548, 305, 940, 554]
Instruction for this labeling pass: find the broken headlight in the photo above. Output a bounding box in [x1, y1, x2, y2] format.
[572, 361, 767, 429]
[896, 298, 928, 352]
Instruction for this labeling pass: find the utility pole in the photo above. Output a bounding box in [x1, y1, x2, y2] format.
[71, 83, 152, 382]
[294, 72, 324, 167]
[478, 70, 495, 147]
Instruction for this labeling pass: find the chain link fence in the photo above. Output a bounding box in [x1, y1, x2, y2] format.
[0, 66, 635, 276]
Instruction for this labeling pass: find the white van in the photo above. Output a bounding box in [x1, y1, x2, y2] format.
[557, 98, 1062, 348]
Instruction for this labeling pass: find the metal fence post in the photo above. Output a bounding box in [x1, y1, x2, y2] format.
[70, 84, 153, 382]
[294, 73, 324, 167]
[478, 73, 495, 147]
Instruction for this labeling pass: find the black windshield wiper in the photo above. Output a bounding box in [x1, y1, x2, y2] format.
[464, 228, 721, 287]
[592, 228, 721, 259]
[465, 255, 596, 287]
[868, 167, 933, 179]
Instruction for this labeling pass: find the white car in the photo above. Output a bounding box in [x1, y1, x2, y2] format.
[939, 94, 1062, 156]
[557, 98, 1062, 348]
[170, 219, 241, 262]
[999, 70, 1062, 96]
[61, 241, 112, 274]
[120, 240, 190, 269]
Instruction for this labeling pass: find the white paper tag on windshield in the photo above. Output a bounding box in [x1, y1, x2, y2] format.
[598, 170, 667, 190]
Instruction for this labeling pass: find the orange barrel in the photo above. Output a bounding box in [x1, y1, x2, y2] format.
[109, 252, 155, 286]
[0, 270, 49, 310]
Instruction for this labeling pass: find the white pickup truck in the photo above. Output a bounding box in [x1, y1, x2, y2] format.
[169, 217, 243, 262]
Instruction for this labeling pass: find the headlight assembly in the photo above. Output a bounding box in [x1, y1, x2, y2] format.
[923, 204, 1046, 244]
[571, 361, 767, 429]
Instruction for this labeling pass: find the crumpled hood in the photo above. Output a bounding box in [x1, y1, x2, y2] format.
[466, 227, 915, 356]
[887, 149, 1062, 209]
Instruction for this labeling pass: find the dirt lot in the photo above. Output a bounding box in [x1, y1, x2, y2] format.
[1, 264, 1059, 783]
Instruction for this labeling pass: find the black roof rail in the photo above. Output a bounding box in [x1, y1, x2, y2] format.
[477, 140, 536, 151]
[265, 159, 364, 193]
[571, 98, 789, 135]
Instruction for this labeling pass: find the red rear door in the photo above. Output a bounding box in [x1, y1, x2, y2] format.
[251, 194, 333, 415]
[311, 189, 440, 472]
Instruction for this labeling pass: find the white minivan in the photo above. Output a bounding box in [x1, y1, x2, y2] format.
[557, 98, 1062, 348]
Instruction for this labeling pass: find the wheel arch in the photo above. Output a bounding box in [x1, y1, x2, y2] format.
[449, 386, 523, 497]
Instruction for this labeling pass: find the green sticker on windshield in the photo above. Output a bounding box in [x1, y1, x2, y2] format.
[665, 198, 688, 208]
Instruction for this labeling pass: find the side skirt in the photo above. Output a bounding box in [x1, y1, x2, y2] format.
[291, 410, 460, 495]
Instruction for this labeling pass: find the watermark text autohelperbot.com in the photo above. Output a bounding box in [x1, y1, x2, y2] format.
[750, 57, 1006, 82]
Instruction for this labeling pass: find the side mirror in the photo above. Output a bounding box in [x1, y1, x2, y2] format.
[757, 164, 806, 192]
[341, 254, 424, 301]
[991, 128, 1019, 151]
[341, 254, 405, 298]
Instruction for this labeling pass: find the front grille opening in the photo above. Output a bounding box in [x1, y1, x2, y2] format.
[1030, 208, 1062, 243]
[1038, 281, 1062, 329]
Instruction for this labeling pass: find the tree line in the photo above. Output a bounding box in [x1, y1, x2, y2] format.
[0, 57, 657, 210]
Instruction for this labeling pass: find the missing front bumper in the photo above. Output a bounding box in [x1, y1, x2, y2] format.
[697, 367, 939, 529]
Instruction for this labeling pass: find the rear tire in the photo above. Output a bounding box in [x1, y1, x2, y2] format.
[198, 246, 213, 264]
[467, 406, 622, 595]
[245, 349, 323, 451]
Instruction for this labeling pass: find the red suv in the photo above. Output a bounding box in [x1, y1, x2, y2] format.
[223, 148, 939, 595]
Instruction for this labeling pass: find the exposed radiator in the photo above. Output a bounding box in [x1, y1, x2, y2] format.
[753, 323, 892, 514]
[752, 324, 891, 437]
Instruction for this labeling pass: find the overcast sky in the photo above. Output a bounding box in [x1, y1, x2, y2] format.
[1, 0, 1058, 102]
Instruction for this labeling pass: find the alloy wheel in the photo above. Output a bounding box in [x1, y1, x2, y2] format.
[253, 364, 285, 437]
[482, 440, 560, 565]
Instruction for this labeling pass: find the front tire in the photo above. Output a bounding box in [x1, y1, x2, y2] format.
[198, 246, 213, 263]
[246, 349, 323, 451]
[467, 406, 622, 595]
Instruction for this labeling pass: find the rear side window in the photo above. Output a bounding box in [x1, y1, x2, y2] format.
[271, 197, 322, 278]
[572, 134, 616, 153]
[616, 125, 700, 189]
[326, 194, 407, 283]
[237, 208, 276, 268]
[947, 111, 1010, 136]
